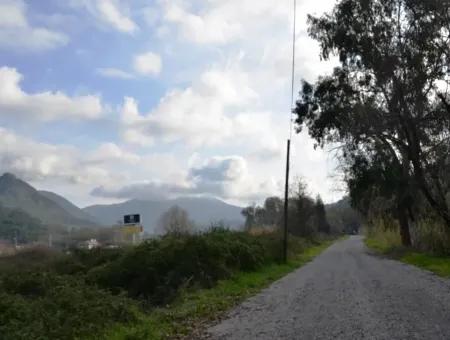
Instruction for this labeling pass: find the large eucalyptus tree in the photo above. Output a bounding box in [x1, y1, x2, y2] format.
[295, 0, 450, 244]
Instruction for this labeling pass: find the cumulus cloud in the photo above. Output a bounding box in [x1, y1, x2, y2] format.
[160, 0, 337, 46]
[96, 68, 135, 79]
[162, 2, 241, 44]
[120, 66, 262, 147]
[0, 0, 68, 51]
[91, 181, 191, 201]
[0, 67, 104, 121]
[70, 0, 138, 33]
[133, 52, 162, 76]
[92, 155, 279, 203]
[0, 127, 113, 184]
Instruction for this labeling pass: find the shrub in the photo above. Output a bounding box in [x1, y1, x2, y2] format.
[87, 230, 281, 305]
[0, 271, 138, 340]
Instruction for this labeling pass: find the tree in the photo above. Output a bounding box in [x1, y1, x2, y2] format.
[263, 197, 284, 226]
[241, 205, 256, 229]
[157, 206, 194, 236]
[241, 197, 284, 230]
[314, 196, 331, 234]
[295, 0, 450, 244]
[289, 179, 316, 237]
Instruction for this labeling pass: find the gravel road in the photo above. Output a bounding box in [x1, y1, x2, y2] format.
[206, 236, 450, 340]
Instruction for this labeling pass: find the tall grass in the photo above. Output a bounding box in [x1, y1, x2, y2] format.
[365, 217, 450, 256]
[411, 219, 450, 256]
[364, 217, 402, 253]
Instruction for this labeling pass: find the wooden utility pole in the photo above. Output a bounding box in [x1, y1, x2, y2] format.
[283, 0, 297, 263]
[283, 139, 291, 263]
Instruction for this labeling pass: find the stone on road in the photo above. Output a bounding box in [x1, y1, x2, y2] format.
[207, 236, 450, 340]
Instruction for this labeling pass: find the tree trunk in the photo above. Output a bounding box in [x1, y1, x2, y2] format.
[398, 206, 412, 247]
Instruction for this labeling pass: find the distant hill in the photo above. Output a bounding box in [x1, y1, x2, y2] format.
[0, 203, 45, 243]
[83, 197, 245, 232]
[39, 190, 98, 225]
[0, 173, 96, 228]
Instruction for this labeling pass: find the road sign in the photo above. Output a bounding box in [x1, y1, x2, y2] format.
[124, 214, 141, 225]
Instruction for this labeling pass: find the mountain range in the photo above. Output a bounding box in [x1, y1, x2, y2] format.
[84, 197, 244, 232]
[0, 173, 245, 232]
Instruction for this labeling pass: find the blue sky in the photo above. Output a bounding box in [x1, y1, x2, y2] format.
[0, 0, 342, 207]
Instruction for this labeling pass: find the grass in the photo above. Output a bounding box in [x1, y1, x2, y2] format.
[365, 236, 450, 278]
[103, 239, 337, 340]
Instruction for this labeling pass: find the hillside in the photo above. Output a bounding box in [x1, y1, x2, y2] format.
[83, 197, 244, 232]
[0, 173, 96, 228]
[39, 190, 98, 225]
[0, 203, 45, 243]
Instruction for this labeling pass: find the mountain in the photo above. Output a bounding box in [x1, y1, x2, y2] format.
[0, 173, 96, 228]
[83, 197, 245, 232]
[39, 190, 98, 225]
[0, 203, 45, 243]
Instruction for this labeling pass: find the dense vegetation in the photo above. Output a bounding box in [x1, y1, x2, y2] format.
[0, 229, 333, 339]
[365, 222, 450, 278]
[295, 0, 450, 253]
[242, 179, 361, 237]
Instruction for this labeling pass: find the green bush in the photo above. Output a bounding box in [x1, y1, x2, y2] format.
[0, 271, 138, 340]
[87, 229, 281, 305]
[0, 229, 318, 339]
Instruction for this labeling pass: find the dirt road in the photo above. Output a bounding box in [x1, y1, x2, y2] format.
[207, 236, 450, 340]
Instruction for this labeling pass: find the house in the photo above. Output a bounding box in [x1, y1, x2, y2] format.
[77, 239, 100, 250]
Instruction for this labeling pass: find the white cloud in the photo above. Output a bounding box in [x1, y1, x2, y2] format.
[0, 0, 68, 51]
[70, 0, 138, 33]
[133, 52, 162, 76]
[0, 127, 112, 185]
[0, 67, 104, 121]
[160, 0, 336, 46]
[162, 2, 241, 44]
[96, 68, 135, 79]
[120, 66, 261, 147]
[92, 155, 278, 203]
[0, 128, 184, 205]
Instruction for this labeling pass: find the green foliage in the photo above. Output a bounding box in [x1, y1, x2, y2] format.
[86, 229, 280, 304]
[102, 238, 337, 340]
[295, 0, 450, 244]
[0, 272, 138, 340]
[366, 224, 450, 278]
[241, 179, 346, 238]
[0, 229, 337, 339]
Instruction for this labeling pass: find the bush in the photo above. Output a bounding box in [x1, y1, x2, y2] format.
[0, 271, 138, 340]
[0, 229, 319, 339]
[87, 229, 282, 305]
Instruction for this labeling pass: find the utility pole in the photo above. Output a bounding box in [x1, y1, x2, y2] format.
[283, 0, 297, 263]
[283, 140, 291, 263]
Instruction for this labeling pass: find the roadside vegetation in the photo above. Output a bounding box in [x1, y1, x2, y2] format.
[365, 222, 450, 278]
[0, 228, 339, 340]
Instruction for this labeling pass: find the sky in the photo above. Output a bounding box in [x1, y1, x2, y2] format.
[0, 0, 343, 208]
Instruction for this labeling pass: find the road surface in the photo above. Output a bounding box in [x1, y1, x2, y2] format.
[207, 236, 450, 340]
